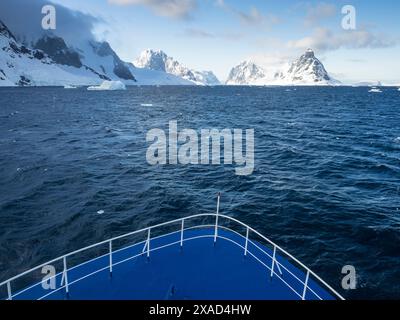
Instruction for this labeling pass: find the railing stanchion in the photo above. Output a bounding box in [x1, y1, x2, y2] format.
[147, 228, 151, 259]
[109, 240, 113, 276]
[270, 245, 277, 278]
[214, 193, 220, 244]
[0, 212, 345, 301]
[302, 270, 310, 300]
[180, 219, 184, 249]
[7, 281, 12, 300]
[244, 227, 249, 256]
[63, 256, 69, 297]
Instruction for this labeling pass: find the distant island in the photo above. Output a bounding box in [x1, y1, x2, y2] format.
[0, 20, 394, 87]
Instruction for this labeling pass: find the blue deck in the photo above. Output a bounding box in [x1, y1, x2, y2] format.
[10, 228, 335, 300]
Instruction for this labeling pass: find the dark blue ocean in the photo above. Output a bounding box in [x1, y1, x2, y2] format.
[0, 86, 399, 299]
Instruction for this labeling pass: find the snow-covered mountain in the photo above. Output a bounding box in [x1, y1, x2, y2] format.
[134, 49, 220, 85]
[226, 49, 340, 86]
[277, 49, 339, 85]
[0, 19, 201, 87]
[0, 20, 108, 86]
[225, 61, 266, 85]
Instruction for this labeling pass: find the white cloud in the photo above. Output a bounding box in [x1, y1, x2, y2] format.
[304, 2, 336, 26]
[108, 0, 197, 19]
[236, 6, 265, 26]
[182, 28, 214, 38]
[287, 27, 399, 52]
[215, 1, 280, 28]
[0, 0, 100, 46]
[248, 52, 291, 70]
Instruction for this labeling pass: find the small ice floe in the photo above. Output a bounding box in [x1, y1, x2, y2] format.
[87, 81, 126, 91]
[141, 103, 153, 107]
[368, 87, 382, 93]
[394, 137, 400, 144]
[64, 84, 77, 89]
[398, 88, 400, 91]
[97, 210, 105, 215]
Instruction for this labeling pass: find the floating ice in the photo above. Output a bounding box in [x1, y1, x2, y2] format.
[141, 103, 153, 107]
[368, 88, 382, 93]
[97, 210, 105, 215]
[64, 85, 77, 89]
[87, 81, 126, 91]
[394, 137, 400, 143]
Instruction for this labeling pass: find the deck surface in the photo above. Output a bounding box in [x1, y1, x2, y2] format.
[11, 228, 335, 300]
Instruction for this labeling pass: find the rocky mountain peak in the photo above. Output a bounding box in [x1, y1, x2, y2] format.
[134, 49, 220, 85]
[226, 49, 339, 85]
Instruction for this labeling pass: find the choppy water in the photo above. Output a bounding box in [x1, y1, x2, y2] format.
[1, 86, 400, 299]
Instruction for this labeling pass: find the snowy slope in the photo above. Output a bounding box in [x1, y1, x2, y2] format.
[134, 49, 220, 85]
[0, 20, 104, 87]
[129, 64, 194, 85]
[0, 19, 204, 87]
[226, 49, 340, 86]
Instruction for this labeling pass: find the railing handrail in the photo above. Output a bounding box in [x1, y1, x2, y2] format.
[216, 214, 345, 300]
[0, 212, 344, 300]
[0, 213, 211, 286]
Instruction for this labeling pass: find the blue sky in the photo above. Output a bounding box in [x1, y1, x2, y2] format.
[28, 0, 400, 82]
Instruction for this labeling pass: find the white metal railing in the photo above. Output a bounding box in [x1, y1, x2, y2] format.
[0, 194, 345, 301]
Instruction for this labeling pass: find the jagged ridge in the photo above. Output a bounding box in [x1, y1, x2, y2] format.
[134, 49, 220, 86]
[226, 49, 340, 86]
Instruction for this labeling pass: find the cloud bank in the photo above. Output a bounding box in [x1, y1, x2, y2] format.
[304, 2, 337, 26]
[0, 0, 100, 46]
[288, 27, 399, 52]
[108, 0, 197, 19]
[215, 0, 280, 27]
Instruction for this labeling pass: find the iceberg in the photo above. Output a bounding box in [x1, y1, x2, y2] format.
[368, 88, 382, 93]
[87, 80, 126, 91]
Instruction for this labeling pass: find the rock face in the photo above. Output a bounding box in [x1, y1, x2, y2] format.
[88, 40, 136, 81]
[225, 61, 266, 85]
[34, 35, 82, 68]
[191, 70, 220, 86]
[134, 49, 220, 85]
[226, 49, 340, 86]
[278, 49, 335, 84]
